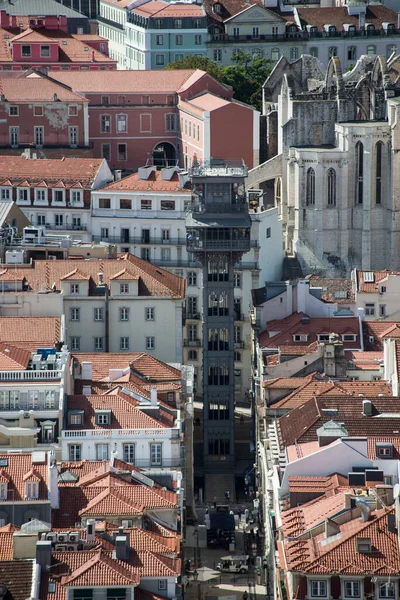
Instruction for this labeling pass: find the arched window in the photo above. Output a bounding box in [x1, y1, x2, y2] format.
[376, 141, 383, 205]
[356, 142, 364, 204]
[327, 169, 336, 206]
[306, 168, 315, 205]
[367, 44, 376, 55]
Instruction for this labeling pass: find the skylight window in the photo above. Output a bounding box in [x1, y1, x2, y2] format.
[363, 272, 374, 283]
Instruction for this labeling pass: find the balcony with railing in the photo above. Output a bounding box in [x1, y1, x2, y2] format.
[184, 339, 202, 347]
[92, 235, 185, 245]
[208, 27, 400, 43]
[33, 222, 87, 231]
[186, 312, 201, 320]
[189, 159, 248, 178]
[124, 457, 184, 468]
[0, 370, 64, 381]
[234, 313, 246, 322]
[63, 427, 180, 439]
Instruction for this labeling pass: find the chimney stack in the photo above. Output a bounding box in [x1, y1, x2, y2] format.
[81, 361, 92, 380]
[115, 535, 129, 560]
[86, 519, 96, 543]
[150, 386, 157, 406]
[36, 541, 52, 572]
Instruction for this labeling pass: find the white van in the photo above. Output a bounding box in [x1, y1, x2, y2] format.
[216, 555, 249, 574]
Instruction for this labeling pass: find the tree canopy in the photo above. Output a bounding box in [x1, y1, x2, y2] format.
[165, 51, 272, 112]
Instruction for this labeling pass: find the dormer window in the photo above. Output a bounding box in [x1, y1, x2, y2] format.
[343, 581, 361, 598]
[342, 334, 356, 342]
[0, 482, 7, 500]
[71, 190, 82, 204]
[25, 481, 39, 499]
[40, 45, 50, 57]
[120, 283, 129, 294]
[293, 334, 308, 342]
[22, 45, 31, 57]
[318, 334, 330, 342]
[310, 26, 318, 35]
[95, 410, 111, 426]
[213, 3, 221, 13]
[366, 24, 375, 33]
[70, 284, 80, 295]
[376, 442, 393, 458]
[356, 537, 371, 553]
[328, 25, 336, 35]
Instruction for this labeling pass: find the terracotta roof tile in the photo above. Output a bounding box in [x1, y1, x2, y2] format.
[66, 393, 170, 430]
[0, 316, 61, 351]
[49, 69, 204, 94]
[346, 351, 383, 371]
[281, 492, 349, 537]
[0, 533, 15, 560]
[0, 72, 87, 102]
[0, 342, 31, 370]
[100, 170, 191, 193]
[260, 312, 361, 350]
[0, 560, 34, 600]
[278, 395, 400, 447]
[356, 269, 400, 293]
[132, 1, 204, 18]
[288, 473, 348, 495]
[363, 321, 400, 350]
[306, 275, 354, 304]
[0, 156, 106, 189]
[73, 352, 181, 383]
[296, 5, 399, 33]
[4, 255, 185, 299]
[0, 453, 49, 502]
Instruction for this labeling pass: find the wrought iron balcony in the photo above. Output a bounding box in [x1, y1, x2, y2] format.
[92, 235, 186, 245]
[234, 313, 246, 322]
[34, 222, 87, 231]
[187, 238, 251, 252]
[186, 312, 201, 320]
[184, 339, 202, 347]
[189, 159, 248, 178]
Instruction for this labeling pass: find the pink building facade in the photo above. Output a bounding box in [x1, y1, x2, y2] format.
[50, 69, 260, 170]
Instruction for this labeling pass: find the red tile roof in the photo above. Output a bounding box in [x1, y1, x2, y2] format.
[296, 5, 399, 33]
[259, 312, 361, 350]
[0, 452, 49, 502]
[0, 156, 106, 189]
[100, 170, 191, 194]
[356, 269, 400, 293]
[0, 560, 34, 600]
[4, 255, 185, 299]
[281, 491, 349, 537]
[278, 395, 400, 447]
[306, 275, 355, 304]
[131, 1, 204, 18]
[263, 377, 310, 390]
[283, 508, 396, 575]
[0, 72, 87, 102]
[49, 69, 205, 94]
[346, 351, 383, 371]
[270, 379, 392, 411]
[66, 393, 171, 430]
[363, 321, 400, 350]
[0, 342, 32, 370]
[288, 473, 348, 495]
[0, 316, 61, 351]
[73, 352, 181, 383]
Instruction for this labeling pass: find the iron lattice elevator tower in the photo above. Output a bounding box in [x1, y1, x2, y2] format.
[186, 160, 251, 474]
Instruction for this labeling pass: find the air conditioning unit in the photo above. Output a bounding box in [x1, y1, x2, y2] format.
[67, 546, 76, 551]
[57, 533, 68, 542]
[68, 532, 79, 542]
[46, 532, 57, 543]
[56, 545, 67, 551]
[121, 520, 132, 528]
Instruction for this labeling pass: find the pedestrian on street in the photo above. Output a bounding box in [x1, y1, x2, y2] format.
[243, 592, 249, 600]
[238, 508, 242, 520]
[225, 490, 230, 501]
[213, 495, 217, 509]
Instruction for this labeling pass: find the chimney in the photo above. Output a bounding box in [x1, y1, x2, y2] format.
[36, 540, 52, 571]
[92, 50, 95, 62]
[375, 485, 394, 508]
[150, 386, 157, 406]
[344, 492, 353, 510]
[86, 519, 96, 543]
[115, 535, 129, 560]
[359, 12, 365, 29]
[81, 361, 92, 380]
[114, 170, 122, 181]
[103, 459, 107, 474]
[362, 399, 372, 416]
[48, 458, 59, 509]
[355, 498, 372, 522]
[13, 532, 37, 559]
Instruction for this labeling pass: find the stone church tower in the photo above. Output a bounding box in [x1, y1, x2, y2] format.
[253, 53, 400, 277]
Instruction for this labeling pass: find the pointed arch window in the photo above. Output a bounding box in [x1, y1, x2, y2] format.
[306, 168, 315, 205]
[327, 169, 336, 206]
[376, 141, 383, 204]
[356, 142, 364, 204]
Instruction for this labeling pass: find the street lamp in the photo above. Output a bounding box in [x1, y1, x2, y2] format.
[192, 569, 200, 600]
